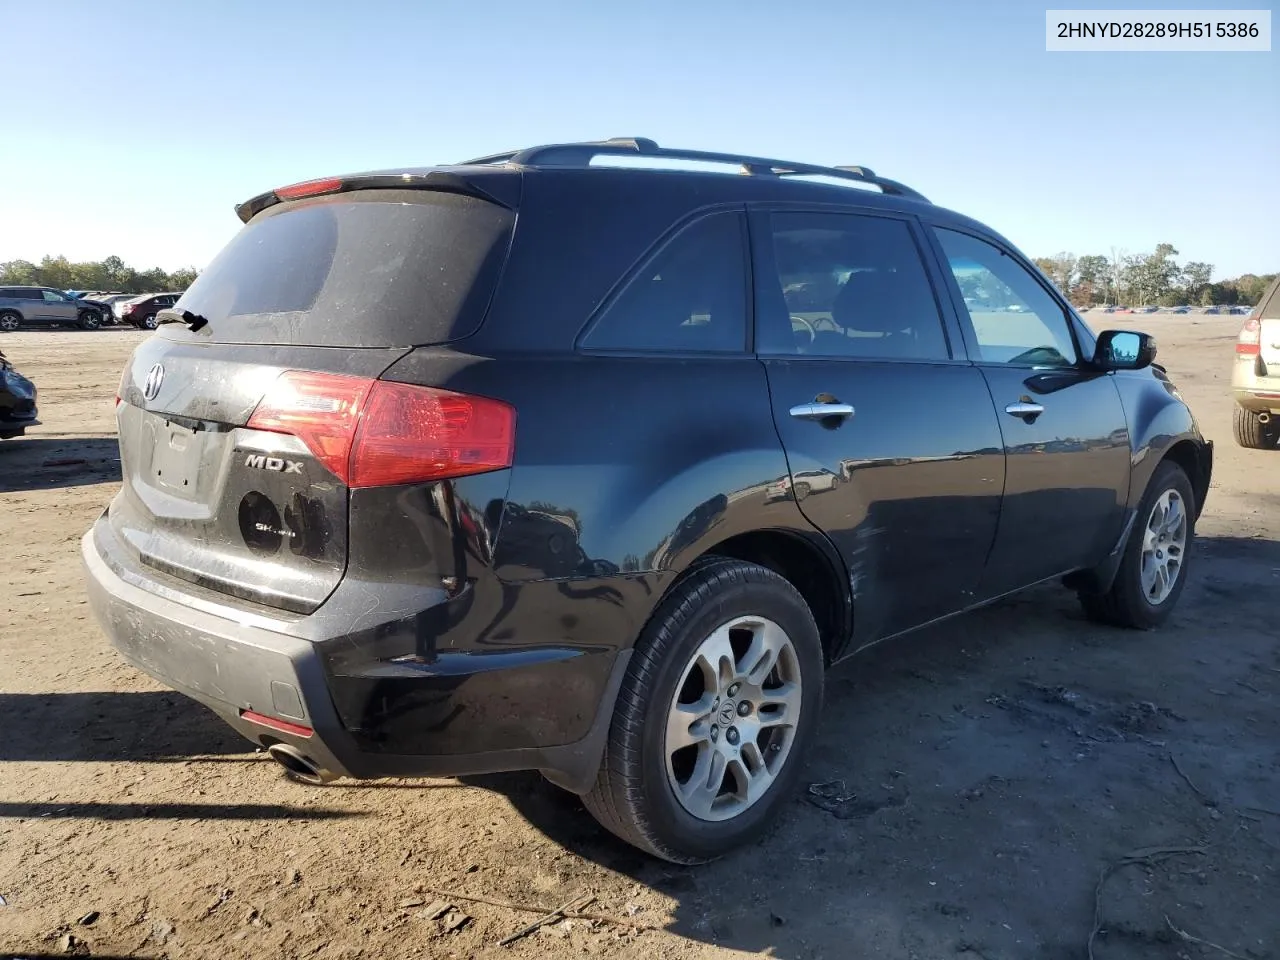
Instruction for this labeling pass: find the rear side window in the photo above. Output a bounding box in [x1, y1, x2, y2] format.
[756, 212, 950, 360]
[582, 211, 748, 354]
[177, 190, 515, 347]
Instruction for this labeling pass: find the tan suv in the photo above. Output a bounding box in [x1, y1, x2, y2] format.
[1233, 276, 1280, 448]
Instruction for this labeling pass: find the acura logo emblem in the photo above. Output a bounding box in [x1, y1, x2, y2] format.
[142, 363, 165, 401]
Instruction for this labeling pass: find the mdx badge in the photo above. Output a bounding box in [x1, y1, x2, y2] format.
[142, 363, 164, 401]
[244, 454, 304, 474]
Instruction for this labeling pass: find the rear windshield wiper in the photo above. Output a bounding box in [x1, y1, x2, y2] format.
[156, 309, 210, 333]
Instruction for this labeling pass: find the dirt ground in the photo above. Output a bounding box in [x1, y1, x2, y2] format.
[1, 318, 1277, 960]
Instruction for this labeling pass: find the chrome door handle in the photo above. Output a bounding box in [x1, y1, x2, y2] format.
[1004, 401, 1045, 420]
[790, 402, 855, 421]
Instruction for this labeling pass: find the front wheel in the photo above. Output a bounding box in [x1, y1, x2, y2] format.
[1079, 461, 1195, 629]
[78, 310, 102, 330]
[583, 557, 823, 863]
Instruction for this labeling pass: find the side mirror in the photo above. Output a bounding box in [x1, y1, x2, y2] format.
[1094, 329, 1156, 370]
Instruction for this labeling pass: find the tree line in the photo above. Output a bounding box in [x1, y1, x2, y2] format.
[1032, 245, 1274, 308]
[1, 247, 1273, 309]
[0, 255, 199, 295]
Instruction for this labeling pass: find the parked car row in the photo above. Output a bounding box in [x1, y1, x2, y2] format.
[0, 287, 183, 331]
[1079, 304, 1252, 315]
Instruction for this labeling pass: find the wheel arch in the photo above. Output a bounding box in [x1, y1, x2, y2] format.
[676, 528, 852, 667]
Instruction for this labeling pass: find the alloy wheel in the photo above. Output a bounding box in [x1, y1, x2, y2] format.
[1141, 488, 1187, 605]
[664, 616, 802, 821]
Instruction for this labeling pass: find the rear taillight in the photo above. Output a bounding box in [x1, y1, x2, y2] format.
[1237, 315, 1261, 355]
[115, 365, 127, 407]
[122, 303, 135, 315]
[247, 371, 515, 488]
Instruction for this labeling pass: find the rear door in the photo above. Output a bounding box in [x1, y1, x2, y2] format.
[752, 208, 1004, 645]
[109, 187, 516, 613]
[926, 225, 1131, 598]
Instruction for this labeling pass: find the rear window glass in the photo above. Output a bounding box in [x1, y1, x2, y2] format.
[177, 189, 514, 346]
[1259, 278, 1280, 319]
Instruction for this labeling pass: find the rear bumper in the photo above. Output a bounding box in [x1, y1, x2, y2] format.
[1233, 389, 1280, 414]
[81, 516, 628, 793]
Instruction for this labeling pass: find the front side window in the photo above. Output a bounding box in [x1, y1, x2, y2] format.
[42, 289, 67, 302]
[756, 212, 950, 360]
[582, 212, 748, 354]
[935, 229, 1078, 367]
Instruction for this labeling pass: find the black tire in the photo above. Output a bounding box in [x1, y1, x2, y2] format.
[582, 557, 824, 863]
[78, 310, 102, 330]
[1232, 406, 1276, 449]
[0, 311, 20, 333]
[1079, 460, 1195, 629]
[141, 313, 159, 330]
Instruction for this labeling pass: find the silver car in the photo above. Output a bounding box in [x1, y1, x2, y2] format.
[0, 286, 106, 332]
[1232, 276, 1280, 448]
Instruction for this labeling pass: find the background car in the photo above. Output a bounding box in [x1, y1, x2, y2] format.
[0, 348, 39, 438]
[0, 286, 106, 331]
[1231, 277, 1280, 449]
[117, 293, 180, 329]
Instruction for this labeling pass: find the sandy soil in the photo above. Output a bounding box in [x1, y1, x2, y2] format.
[1, 318, 1277, 960]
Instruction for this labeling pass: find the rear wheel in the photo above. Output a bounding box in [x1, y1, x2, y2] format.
[78, 309, 102, 330]
[1079, 460, 1194, 629]
[583, 557, 823, 863]
[0, 311, 19, 332]
[140, 313, 159, 330]
[1233, 406, 1277, 449]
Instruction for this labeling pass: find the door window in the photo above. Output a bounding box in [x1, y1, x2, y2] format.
[756, 212, 950, 360]
[935, 229, 1078, 367]
[42, 289, 68, 302]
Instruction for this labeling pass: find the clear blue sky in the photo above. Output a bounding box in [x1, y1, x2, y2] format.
[3, 0, 1276, 278]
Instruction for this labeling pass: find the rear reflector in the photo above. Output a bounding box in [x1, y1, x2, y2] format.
[274, 176, 344, 200]
[241, 710, 313, 738]
[247, 370, 515, 488]
[1237, 316, 1261, 355]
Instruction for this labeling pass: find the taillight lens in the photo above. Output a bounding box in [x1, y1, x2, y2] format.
[1237, 315, 1261, 355]
[115, 365, 128, 407]
[247, 371, 372, 482]
[247, 371, 515, 488]
[274, 176, 344, 200]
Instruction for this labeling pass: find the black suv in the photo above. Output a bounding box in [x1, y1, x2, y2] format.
[83, 138, 1212, 863]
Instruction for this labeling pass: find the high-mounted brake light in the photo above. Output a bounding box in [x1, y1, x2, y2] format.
[274, 176, 344, 200]
[1236, 315, 1261, 355]
[247, 371, 515, 488]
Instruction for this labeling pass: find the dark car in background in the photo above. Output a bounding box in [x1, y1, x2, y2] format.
[83, 138, 1213, 864]
[0, 348, 38, 438]
[117, 293, 180, 329]
[0, 286, 106, 331]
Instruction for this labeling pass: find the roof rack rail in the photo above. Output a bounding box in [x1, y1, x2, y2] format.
[460, 137, 928, 203]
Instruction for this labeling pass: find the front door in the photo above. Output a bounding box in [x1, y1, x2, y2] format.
[41, 289, 78, 324]
[928, 226, 1131, 598]
[752, 209, 1005, 647]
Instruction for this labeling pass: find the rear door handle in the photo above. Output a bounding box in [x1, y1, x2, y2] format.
[1004, 401, 1045, 421]
[790, 402, 855, 421]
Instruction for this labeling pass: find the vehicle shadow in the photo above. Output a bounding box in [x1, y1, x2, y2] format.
[463, 533, 1280, 957]
[0, 691, 246, 763]
[0, 801, 360, 821]
[0, 436, 121, 493]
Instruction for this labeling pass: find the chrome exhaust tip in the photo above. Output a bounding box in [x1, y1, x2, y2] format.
[267, 743, 338, 785]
